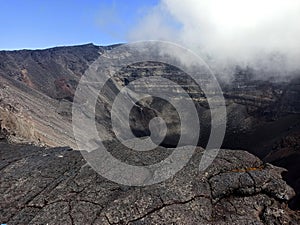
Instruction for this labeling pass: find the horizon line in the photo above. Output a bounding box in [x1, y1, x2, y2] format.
[0, 42, 126, 52]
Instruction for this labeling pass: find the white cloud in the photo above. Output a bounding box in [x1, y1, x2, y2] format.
[128, 0, 300, 79]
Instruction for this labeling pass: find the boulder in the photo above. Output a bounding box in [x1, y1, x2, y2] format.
[1, 141, 299, 224]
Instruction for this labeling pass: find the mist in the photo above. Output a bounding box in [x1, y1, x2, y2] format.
[128, 0, 300, 81]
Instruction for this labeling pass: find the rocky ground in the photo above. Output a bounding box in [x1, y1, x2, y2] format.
[1, 43, 300, 224]
[1, 140, 300, 224]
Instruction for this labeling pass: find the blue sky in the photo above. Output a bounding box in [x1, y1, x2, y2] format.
[0, 0, 160, 50]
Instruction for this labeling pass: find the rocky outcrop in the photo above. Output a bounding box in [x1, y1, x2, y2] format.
[1, 141, 299, 224]
[264, 132, 300, 210]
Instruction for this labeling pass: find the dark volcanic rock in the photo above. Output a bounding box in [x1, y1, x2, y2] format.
[1, 141, 299, 224]
[264, 132, 300, 210]
[0, 43, 300, 224]
[0, 44, 299, 153]
[0, 43, 102, 98]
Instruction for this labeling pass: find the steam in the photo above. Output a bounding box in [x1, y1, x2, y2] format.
[128, 0, 300, 80]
